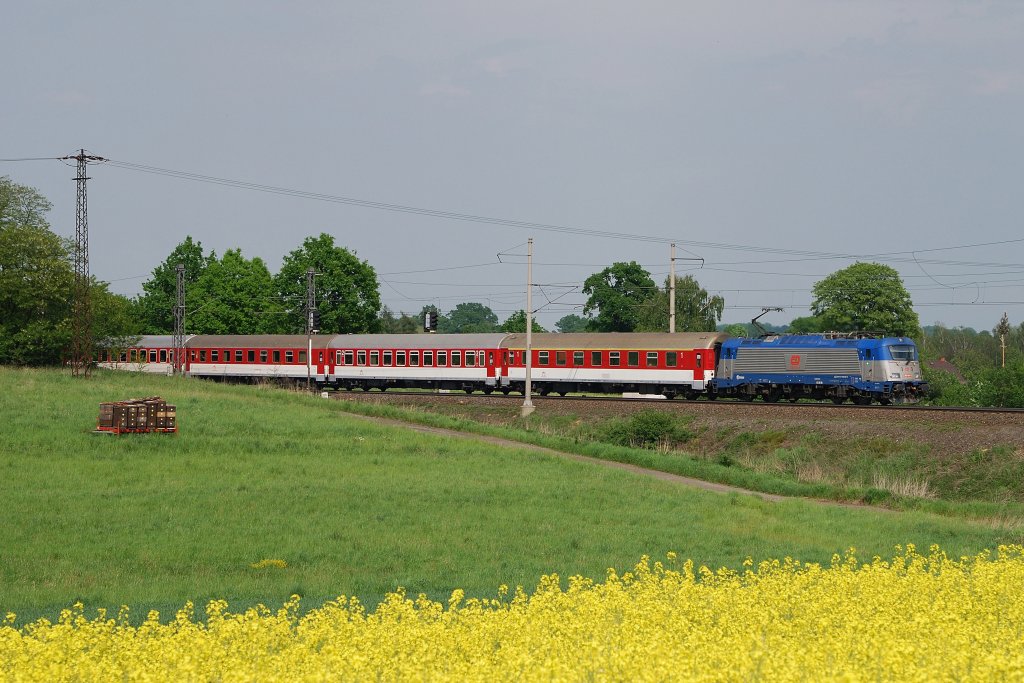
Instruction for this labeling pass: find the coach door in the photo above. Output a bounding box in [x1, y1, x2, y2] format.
[486, 350, 498, 380]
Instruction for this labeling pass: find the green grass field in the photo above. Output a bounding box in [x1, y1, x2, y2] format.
[0, 367, 1012, 623]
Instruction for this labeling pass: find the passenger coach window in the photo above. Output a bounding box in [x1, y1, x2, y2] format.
[465, 351, 475, 367]
[211, 350, 219, 362]
[646, 352, 658, 367]
[397, 351, 406, 366]
[556, 351, 567, 366]
[159, 350, 168, 363]
[357, 351, 366, 365]
[696, 353, 703, 368]
[383, 351, 393, 366]
[150, 350, 158, 363]
[260, 350, 268, 363]
[452, 351, 462, 366]
[200, 350, 207, 362]
[370, 351, 379, 366]
[248, 350, 255, 363]
[573, 351, 584, 366]
[410, 351, 419, 366]
[437, 351, 447, 366]
[666, 352, 677, 367]
[285, 351, 294, 363]
[299, 351, 307, 363]
[273, 350, 280, 363]
[344, 351, 353, 365]
[538, 351, 550, 365]
[609, 352, 620, 367]
[335, 351, 342, 364]
[235, 350, 243, 363]
[424, 351, 434, 366]
[591, 351, 602, 366]
[627, 352, 639, 367]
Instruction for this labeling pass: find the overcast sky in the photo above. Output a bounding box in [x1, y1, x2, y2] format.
[3, 1, 1023, 331]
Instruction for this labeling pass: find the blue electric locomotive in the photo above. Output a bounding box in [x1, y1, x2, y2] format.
[712, 333, 927, 404]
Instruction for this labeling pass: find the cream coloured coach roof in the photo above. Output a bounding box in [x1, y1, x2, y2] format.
[328, 333, 509, 350]
[185, 335, 337, 349]
[500, 332, 729, 350]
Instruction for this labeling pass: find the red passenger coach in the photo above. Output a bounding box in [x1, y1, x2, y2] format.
[499, 332, 728, 398]
[327, 334, 507, 392]
[186, 335, 336, 383]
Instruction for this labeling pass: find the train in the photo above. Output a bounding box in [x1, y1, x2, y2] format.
[96, 331, 928, 405]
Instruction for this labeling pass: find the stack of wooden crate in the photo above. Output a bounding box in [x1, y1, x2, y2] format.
[96, 397, 177, 435]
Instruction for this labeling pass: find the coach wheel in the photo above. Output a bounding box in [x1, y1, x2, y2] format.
[740, 394, 755, 402]
[685, 391, 699, 401]
[852, 396, 870, 406]
[539, 388, 550, 397]
[557, 391, 569, 397]
[501, 388, 511, 395]
[879, 397, 893, 406]
[764, 391, 782, 403]
[831, 397, 845, 405]
[663, 392, 676, 400]
[464, 387, 474, 395]
[379, 386, 387, 392]
[483, 388, 493, 395]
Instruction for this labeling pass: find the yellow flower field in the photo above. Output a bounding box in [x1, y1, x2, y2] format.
[3, 544, 1024, 681]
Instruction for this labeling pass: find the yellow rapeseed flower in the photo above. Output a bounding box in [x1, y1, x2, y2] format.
[2, 546, 1024, 681]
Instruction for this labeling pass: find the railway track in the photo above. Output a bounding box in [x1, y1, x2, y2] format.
[330, 388, 1024, 417]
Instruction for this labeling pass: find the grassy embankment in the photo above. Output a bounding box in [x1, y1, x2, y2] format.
[333, 395, 1024, 517]
[0, 367, 1013, 624]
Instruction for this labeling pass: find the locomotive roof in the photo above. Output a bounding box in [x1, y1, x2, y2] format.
[185, 334, 337, 348]
[328, 333, 509, 349]
[723, 334, 916, 348]
[501, 332, 729, 350]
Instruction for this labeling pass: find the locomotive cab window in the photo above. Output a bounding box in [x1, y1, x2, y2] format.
[889, 345, 917, 361]
[627, 351, 639, 367]
[646, 351, 658, 367]
[666, 352, 677, 367]
[609, 352, 620, 367]
[591, 351, 602, 366]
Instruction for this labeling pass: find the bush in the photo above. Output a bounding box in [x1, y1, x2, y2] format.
[600, 410, 693, 450]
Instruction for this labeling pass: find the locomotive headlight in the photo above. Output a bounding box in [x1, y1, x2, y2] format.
[890, 372, 900, 379]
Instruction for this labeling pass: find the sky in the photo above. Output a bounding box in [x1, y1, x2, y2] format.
[3, 1, 1023, 332]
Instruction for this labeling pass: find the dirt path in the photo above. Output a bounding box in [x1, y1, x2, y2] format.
[341, 412, 893, 510]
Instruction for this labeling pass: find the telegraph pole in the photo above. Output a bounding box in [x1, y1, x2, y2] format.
[306, 267, 316, 389]
[669, 242, 676, 334]
[521, 238, 535, 418]
[173, 264, 185, 375]
[61, 149, 106, 377]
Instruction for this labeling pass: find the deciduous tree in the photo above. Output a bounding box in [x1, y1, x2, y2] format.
[811, 262, 920, 338]
[138, 236, 212, 333]
[441, 302, 500, 333]
[582, 262, 656, 332]
[500, 310, 547, 333]
[274, 234, 380, 334]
